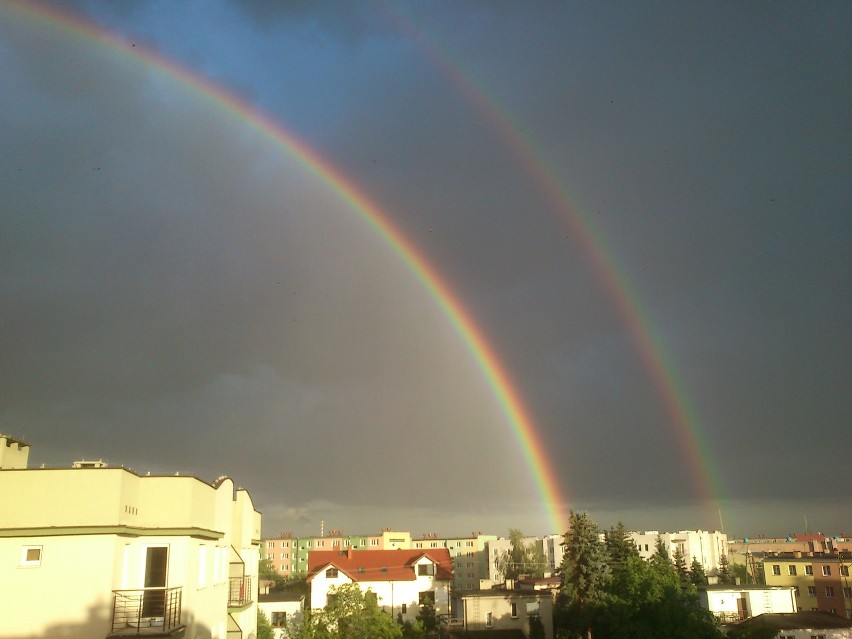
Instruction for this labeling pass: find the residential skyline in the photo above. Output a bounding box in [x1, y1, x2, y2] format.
[1, 1, 849, 539]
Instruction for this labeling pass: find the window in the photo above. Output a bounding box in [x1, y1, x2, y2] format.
[370, 539, 379, 546]
[268, 541, 276, 549]
[316, 540, 324, 547]
[844, 587, 852, 598]
[419, 591, 435, 606]
[418, 563, 435, 576]
[401, 603, 407, 613]
[772, 565, 781, 576]
[20, 546, 42, 567]
[511, 602, 518, 618]
[326, 568, 338, 578]
[808, 586, 817, 596]
[271, 612, 286, 627]
[486, 612, 493, 627]
[793, 586, 800, 595]
[466, 541, 474, 547]
[840, 565, 849, 577]
[822, 565, 831, 576]
[805, 565, 813, 575]
[788, 565, 797, 576]
[825, 586, 834, 597]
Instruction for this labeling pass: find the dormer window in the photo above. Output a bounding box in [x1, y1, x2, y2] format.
[326, 567, 338, 578]
[418, 563, 435, 576]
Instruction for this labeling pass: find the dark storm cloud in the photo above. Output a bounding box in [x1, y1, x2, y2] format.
[2, 1, 849, 537]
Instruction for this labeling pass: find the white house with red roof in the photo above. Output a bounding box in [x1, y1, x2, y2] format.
[307, 547, 453, 622]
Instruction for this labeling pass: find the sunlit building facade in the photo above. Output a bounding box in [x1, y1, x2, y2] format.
[0, 434, 262, 639]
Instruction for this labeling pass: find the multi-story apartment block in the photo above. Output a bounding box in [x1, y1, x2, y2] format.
[263, 528, 410, 577]
[0, 434, 262, 639]
[763, 554, 852, 618]
[631, 530, 728, 574]
[413, 533, 497, 591]
[486, 534, 566, 583]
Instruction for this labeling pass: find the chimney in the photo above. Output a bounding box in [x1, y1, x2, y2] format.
[347, 547, 354, 559]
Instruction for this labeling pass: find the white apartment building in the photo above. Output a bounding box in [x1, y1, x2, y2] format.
[631, 530, 728, 574]
[0, 434, 261, 639]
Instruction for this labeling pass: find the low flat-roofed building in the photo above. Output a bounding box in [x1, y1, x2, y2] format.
[451, 586, 554, 639]
[698, 584, 797, 623]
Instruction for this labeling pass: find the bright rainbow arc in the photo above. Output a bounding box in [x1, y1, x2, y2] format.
[7, 1, 570, 534]
[385, 8, 725, 520]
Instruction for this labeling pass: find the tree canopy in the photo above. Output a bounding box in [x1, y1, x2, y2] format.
[498, 528, 548, 580]
[556, 511, 723, 639]
[283, 583, 402, 639]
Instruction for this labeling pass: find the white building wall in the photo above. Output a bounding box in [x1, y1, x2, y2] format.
[0, 467, 260, 639]
[309, 559, 451, 621]
[630, 530, 727, 573]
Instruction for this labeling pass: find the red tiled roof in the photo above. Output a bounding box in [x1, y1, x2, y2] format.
[307, 548, 453, 582]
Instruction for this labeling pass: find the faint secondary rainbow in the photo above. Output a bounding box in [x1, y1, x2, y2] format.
[390, 9, 726, 519]
[7, 1, 570, 533]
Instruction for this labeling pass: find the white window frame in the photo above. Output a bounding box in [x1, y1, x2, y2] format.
[20, 545, 43, 567]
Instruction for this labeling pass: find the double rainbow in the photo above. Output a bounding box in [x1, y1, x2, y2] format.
[6, 1, 572, 533]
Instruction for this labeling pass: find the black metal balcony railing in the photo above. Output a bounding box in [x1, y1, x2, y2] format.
[228, 575, 254, 607]
[110, 587, 182, 635]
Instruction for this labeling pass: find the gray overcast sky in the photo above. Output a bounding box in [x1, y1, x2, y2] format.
[1, 1, 849, 539]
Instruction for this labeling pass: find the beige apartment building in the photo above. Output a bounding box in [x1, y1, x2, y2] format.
[0, 434, 262, 639]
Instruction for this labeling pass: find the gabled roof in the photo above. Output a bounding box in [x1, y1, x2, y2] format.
[735, 611, 852, 631]
[307, 548, 453, 582]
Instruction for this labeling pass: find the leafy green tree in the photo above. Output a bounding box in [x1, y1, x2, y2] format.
[557, 513, 723, 639]
[731, 562, 750, 585]
[718, 554, 733, 585]
[498, 529, 548, 580]
[529, 613, 546, 639]
[257, 609, 275, 639]
[557, 510, 611, 639]
[690, 557, 707, 586]
[415, 603, 439, 635]
[289, 583, 402, 639]
[673, 546, 692, 590]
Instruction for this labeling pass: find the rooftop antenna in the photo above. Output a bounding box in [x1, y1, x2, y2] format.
[321, 519, 324, 538]
[718, 509, 725, 533]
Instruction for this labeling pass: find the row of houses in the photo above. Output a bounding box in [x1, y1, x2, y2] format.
[263, 528, 730, 590]
[258, 543, 852, 639]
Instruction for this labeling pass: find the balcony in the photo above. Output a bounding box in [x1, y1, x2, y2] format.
[109, 587, 184, 637]
[228, 575, 254, 608]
